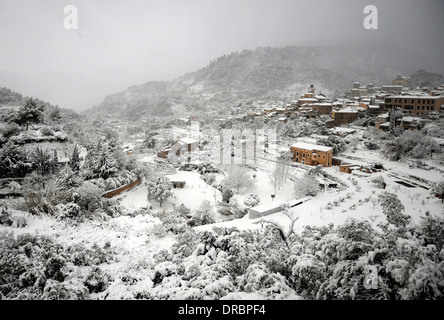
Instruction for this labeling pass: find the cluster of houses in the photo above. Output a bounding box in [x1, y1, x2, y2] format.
[246, 76, 444, 129]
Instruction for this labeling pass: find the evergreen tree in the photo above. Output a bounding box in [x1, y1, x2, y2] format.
[69, 144, 81, 172]
[378, 192, 410, 228]
[16, 98, 44, 130]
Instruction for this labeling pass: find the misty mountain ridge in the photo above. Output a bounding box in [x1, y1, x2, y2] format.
[84, 40, 443, 119]
[0, 86, 80, 120]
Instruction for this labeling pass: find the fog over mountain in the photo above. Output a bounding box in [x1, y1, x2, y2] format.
[84, 39, 443, 119]
[0, 0, 443, 111]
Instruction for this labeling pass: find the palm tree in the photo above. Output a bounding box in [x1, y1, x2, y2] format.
[383, 140, 404, 161]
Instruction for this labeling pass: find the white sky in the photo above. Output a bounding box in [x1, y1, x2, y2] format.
[0, 0, 443, 111]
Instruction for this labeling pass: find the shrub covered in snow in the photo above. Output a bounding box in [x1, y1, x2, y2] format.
[193, 200, 215, 226]
[84, 267, 111, 294]
[0, 232, 115, 300]
[243, 193, 260, 208]
[371, 176, 386, 189]
[294, 174, 320, 198]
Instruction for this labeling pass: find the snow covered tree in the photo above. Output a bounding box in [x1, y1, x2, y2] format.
[348, 137, 359, 152]
[389, 106, 404, 136]
[244, 193, 260, 207]
[268, 160, 290, 195]
[378, 192, 410, 228]
[69, 144, 81, 171]
[294, 174, 320, 198]
[222, 166, 255, 194]
[0, 142, 29, 177]
[147, 176, 173, 207]
[383, 139, 404, 161]
[194, 200, 215, 226]
[221, 186, 234, 203]
[33, 147, 56, 176]
[75, 181, 103, 212]
[433, 181, 444, 203]
[91, 145, 118, 179]
[16, 98, 44, 131]
[316, 135, 346, 155]
[371, 176, 386, 189]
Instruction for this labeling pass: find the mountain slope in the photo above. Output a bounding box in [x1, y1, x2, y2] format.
[85, 40, 443, 119]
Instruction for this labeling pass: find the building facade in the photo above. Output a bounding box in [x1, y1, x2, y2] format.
[382, 95, 444, 117]
[290, 142, 333, 167]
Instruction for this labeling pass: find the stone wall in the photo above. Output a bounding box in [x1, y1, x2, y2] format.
[101, 178, 142, 199]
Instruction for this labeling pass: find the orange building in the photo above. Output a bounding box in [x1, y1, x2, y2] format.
[290, 142, 333, 167]
[382, 95, 444, 117]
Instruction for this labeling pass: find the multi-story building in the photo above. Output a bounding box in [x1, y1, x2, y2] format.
[331, 107, 360, 126]
[290, 142, 333, 167]
[382, 95, 444, 117]
[307, 102, 332, 115]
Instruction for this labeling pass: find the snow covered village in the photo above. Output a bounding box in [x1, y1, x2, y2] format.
[1, 1, 444, 302]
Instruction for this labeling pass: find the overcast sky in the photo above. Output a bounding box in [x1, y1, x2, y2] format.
[0, 0, 443, 111]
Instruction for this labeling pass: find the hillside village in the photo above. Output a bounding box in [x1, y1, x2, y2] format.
[1, 65, 444, 301]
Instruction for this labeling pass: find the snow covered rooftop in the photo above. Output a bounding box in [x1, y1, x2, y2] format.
[178, 137, 198, 144]
[299, 98, 318, 102]
[329, 127, 356, 133]
[334, 107, 358, 113]
[290, 142, 333, 152]
[387, 95, 441, 99]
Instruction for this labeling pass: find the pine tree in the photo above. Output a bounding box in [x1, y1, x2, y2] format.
[69, 144, 81, 172]
[16, 98, 44, 131]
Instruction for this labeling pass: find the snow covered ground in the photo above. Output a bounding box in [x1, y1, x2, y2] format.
[2, 129, 443, 300]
